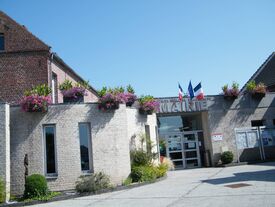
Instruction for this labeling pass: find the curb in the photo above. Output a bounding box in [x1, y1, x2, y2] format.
[1, 176, 167, 207]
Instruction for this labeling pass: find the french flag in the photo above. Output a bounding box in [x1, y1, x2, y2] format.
[178, 83, 183, 102]
[194, 82, 204, 100]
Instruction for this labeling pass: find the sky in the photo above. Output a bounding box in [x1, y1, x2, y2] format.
[1, 0, 275, 97]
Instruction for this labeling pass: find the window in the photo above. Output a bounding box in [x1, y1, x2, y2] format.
[145, 125, 151, 154]
[0, 33, 4, 51]
[251, 120, 265, 127]
[51, 73, 58, 104]
[79, 123, 91, 172]
[43, 125, 57, 176]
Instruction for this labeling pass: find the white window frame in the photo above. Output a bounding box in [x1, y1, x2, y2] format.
[78, 123, 92, 173]
[43, 124, 58, 177]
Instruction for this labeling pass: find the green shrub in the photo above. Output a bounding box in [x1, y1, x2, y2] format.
[75, 172, 111, 193]
[131, 166, 158, 182]
[130, 150, 153, 167]
[221, 151, 234, 164]
[246, 80, 257, 92]
[0, 178, 4, 203]
[156, 163, 169, 178]
[122, 177, 132, 186]
[24, 174, 48, 199]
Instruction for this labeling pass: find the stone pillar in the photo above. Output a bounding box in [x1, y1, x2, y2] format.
[0, 103, 10, 202]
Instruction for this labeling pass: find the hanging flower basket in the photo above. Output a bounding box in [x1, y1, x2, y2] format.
[20, 95, 51, 113]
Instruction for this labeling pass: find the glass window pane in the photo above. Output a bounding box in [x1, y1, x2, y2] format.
[79, 123, 90, 171]
[45, 126, 56, 174]
[0, 34, 4, 50]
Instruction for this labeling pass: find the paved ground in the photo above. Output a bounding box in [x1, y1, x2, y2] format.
[37, 162, 275, 207]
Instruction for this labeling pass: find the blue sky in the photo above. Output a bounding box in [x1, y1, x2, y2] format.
[2, 0, 275, 97]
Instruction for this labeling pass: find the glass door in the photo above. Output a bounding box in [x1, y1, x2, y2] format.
[166, 134, 185, 169]
[183, 132, 201, 168]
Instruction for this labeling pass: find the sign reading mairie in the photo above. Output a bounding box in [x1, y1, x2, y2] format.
[157, 97, 208, 114]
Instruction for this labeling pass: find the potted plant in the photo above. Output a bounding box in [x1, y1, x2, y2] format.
[98, 85, 137, 111]
[20, 84, 52, 112]
[125, 85, 137, 107]
[59, 80, 88, 103]
[98, 92, 120, 111]
[138, 95, 160, 115]
[222, 82, 239, 100]
[246, 81, 267, 99]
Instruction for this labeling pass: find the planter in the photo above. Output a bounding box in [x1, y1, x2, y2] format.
[63, 95, 84, 103]
[139, 108, 153, 115]
[126, 101, 135, 107]
[21, 95, 51, 113]
[223, 95, 237, 101]
[26, 105, 48, 113]
[251, 92, 265, 99]
[98, 103, 119, 111]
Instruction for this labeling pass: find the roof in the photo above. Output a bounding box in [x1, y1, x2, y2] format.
[52, 53, 99, 96]
[241, 52, 275, 92]
[0, 10, 50, 51]
[0, 10, 98, 97]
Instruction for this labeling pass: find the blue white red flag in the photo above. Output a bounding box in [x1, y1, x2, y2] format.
[178, 83, 183, 102]
[194, 82, 204, 100]
[188, 81, 195, 100]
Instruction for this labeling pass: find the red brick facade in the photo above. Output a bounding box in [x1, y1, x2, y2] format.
[0, 11, 98, 104]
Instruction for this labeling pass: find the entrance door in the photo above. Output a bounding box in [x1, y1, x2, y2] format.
[166, 131, 201, 169]
[183, 132, 201, 168]
[166, 134, 185, 168]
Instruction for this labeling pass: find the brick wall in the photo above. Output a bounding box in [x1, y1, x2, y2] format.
[0, 51, 49, 104]
[51, 61, 98, 103]
[0, 103, 10, 202]
[0, 11, 50, 104]
[9, 104, 156, 195]
[0, 11, 49, 52]
[0, 11, 98, 104]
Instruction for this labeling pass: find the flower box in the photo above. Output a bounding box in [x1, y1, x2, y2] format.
[139, 108, 154, 115]
[98, 93, 120, 111]
[251, 92, 265, 99]
[223, 95, 238, 101]
[61, 86, 86, 103]
[125, 93, 137, 107]
[98, 102, 119, 111]
[138, 96, 159, 115]
[21, 95, 51, 113]
[63, 95, 84, 103]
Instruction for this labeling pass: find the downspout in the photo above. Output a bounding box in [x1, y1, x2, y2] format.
[48, 51, 54, 103]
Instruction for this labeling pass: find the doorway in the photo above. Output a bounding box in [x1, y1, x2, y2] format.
[165, 131, 202, 169]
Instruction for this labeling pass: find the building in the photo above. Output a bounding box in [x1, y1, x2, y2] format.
[0, 11, 98, 104]
[241, 52, 275, 92]
[0, 11, 159, 201]
[0, 10, 275, 203]
[157, 53, 275, 169]
[0, 103, 159, 199]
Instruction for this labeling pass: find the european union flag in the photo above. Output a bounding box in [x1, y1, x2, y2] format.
[188, 81, 194, 100]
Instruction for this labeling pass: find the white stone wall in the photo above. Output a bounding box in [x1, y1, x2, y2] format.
[0, 103, 10, 202]
[9, 104, 157, 195]
[126, 109, 159, 163]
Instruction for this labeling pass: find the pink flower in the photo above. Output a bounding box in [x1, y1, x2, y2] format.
[20, 95, 52, 112]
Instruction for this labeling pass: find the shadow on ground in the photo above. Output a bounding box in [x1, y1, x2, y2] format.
[203, 168, 275, 185]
